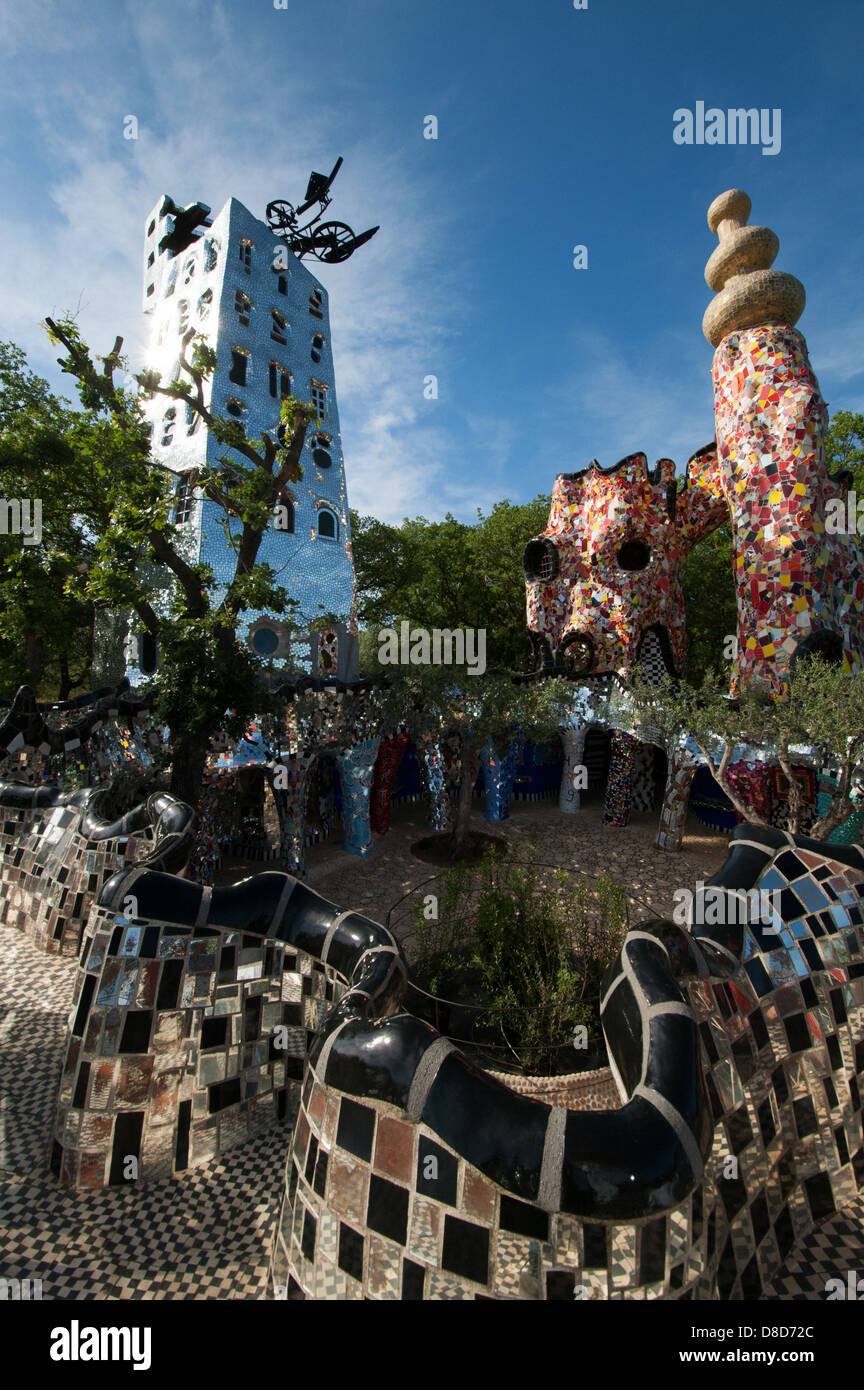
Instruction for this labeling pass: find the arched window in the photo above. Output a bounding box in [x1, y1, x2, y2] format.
[311, 333, 325, 364]
[271, 309, 288, 345]
[161, 405, 176, 447]
[317, 508, 337, 540]
[235, 289, 253, 326]
[197, 287, 213, 320]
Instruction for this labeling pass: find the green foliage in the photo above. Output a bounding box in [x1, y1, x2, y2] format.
[679, 523, 737, 686]
[412, 848, 630, 1073]
[351, 495, 550, 673]
[824, 409, 864, 494]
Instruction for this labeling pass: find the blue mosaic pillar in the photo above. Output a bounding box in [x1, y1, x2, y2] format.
[480, 735, 523, 822]
[558, 726, 587, 815]
[420, 738, 455, 833]
[337, 737, 381, 858]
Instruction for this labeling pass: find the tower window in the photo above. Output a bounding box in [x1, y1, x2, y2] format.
[311, 433, 332, 468]
[268, 362, 291, 399]
[197, 287, 213, 320]
[277, 275, 288, 294]
[271, 309, 288, 345]
[310, 384, 327, 418]
[161, 406, 176, 447]
[311, 333, 325, 364]
[239, 238, 253, 272]
[164, 263, 178, 297]
[229, 348, 249, 387]
[174, 473, 196, 523]
[235, 289, 253, 326]
[309, 288, 324, 318]
[185, 402, 200, 435]
[203, 237, 219, 272]
[317, 508, 337, 540]
[178, 299, 190, 334]
[183, 255, 196, 285]
[147, 251, 155, 268]
[147, 219, 156, 236]
[226, 397, 245, 418]
[274, 489, 295, 533]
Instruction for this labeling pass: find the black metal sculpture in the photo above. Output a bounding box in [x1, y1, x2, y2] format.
[266, 157, 379, 264]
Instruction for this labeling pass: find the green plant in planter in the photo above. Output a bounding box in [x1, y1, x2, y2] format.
[410, 846, 630, 1074]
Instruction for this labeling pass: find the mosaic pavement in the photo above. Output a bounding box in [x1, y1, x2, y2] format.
[1, 911, 862, 1302]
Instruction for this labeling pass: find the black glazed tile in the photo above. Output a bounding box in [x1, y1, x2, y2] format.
[301, 1207, 317, 1262]
[800, 940, 822, 974]
[401, 1258, 425, 1300]
[748, 1008, 769, 1052]
[336, 1096, 376, 1161]
[800, 978, 818, 1009]
[367, 1174, 409, 1246]
[850, 1076, 861, 1113]
[499, 1195, 549, 1242]
[718, 1173, 748, 1219]
[441, 1215, 489, 1286]
[119, 1010, 153, 1054]
[773, 1205, 795, 1258]
[546, 1270, 576, 1300]
[156, 959, 182, 1011]
[561, 1097, 702, 1220]
[740, 1255, 762, 1300]
[716, 1236, 737, 1300]
[750, 1191, 769, 1245]
[834, 1125, 850, 1166]
[771, 1065, 789, 1106]
[582, 1223, 607, 1267]
[422, 1052, 549, 1203]
[783, 1013, 812, 1053]
[638, 1215, 667, 1285]
[699, 1020, 719, 1065]
[804, 1172, 835, 1222]
[827, 1034, 843, 1071]
[793, 1096, 818, 1138]
[824, 1076, 838, 1110]
[757, 1097, 776, 1146]
[108, 1111, 143, 1187]
[72, 1061, 90, 1109]
[201, 1016, 228, 1049]
[305, 1134, 319, 1184]
[71, 973, 96, 1038]
[338, 1223, 364, 1281]
[417, 1136, 458, 1206]
[852, 1148, 864, 1188]
[174, 1099, 191, 1171]
[313, 1149, 329, 1198]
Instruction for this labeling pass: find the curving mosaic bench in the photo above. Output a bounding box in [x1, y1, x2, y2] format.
[53, 870, 401, 1188]
[269, 826, 864, 1300]
[0, 786, 195, 955]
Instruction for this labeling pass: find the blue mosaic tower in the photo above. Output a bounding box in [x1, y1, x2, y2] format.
[126, 191, 358, 683]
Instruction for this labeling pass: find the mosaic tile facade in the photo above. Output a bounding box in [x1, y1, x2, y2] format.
[0, 786, 194, 956]
[271, 826, 864, 1300]
[53, 869, 400, 1189]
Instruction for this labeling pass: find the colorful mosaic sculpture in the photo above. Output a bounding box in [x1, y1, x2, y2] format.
[525, 190, 864, 702]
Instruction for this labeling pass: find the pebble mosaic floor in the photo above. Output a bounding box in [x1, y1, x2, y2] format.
[1, 800, 862, 1301]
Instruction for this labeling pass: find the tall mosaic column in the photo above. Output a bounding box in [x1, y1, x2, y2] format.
[603, 730, 638, 827]
[703, 188, 864, 697]
[188, 766, 233, 885]
[558, 725, 588, 814]
[337, 736, 381, 858]
[479, 735, 523, 822]
[370, 733, 409, 835]
[271, 752, 314, 878]
[419, 736, 455, 833]
[655, 746, 697, 853]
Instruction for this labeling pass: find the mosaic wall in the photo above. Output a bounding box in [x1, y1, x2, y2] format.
[53, 869, 400, 1189]
[271, 826, 864, 1300]
[0, 786, 194, 956]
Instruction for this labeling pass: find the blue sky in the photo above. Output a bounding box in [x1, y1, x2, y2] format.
[1, 0, 862, 523]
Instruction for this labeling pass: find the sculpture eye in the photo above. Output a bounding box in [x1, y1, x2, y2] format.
[617, 539, 651, 571]
[522, 538, 558, 582]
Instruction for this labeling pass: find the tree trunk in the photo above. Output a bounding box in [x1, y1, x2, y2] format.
[24, 628, 43, 689]
[170, 733, 209, 808]
[58, 652, 72, 701]
[454, 743, 480, 849]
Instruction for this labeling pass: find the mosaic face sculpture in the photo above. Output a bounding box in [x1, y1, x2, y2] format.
[526, 191, 864, 699]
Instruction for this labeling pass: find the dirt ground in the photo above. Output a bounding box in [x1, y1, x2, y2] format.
[218, 791, 730, 948]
